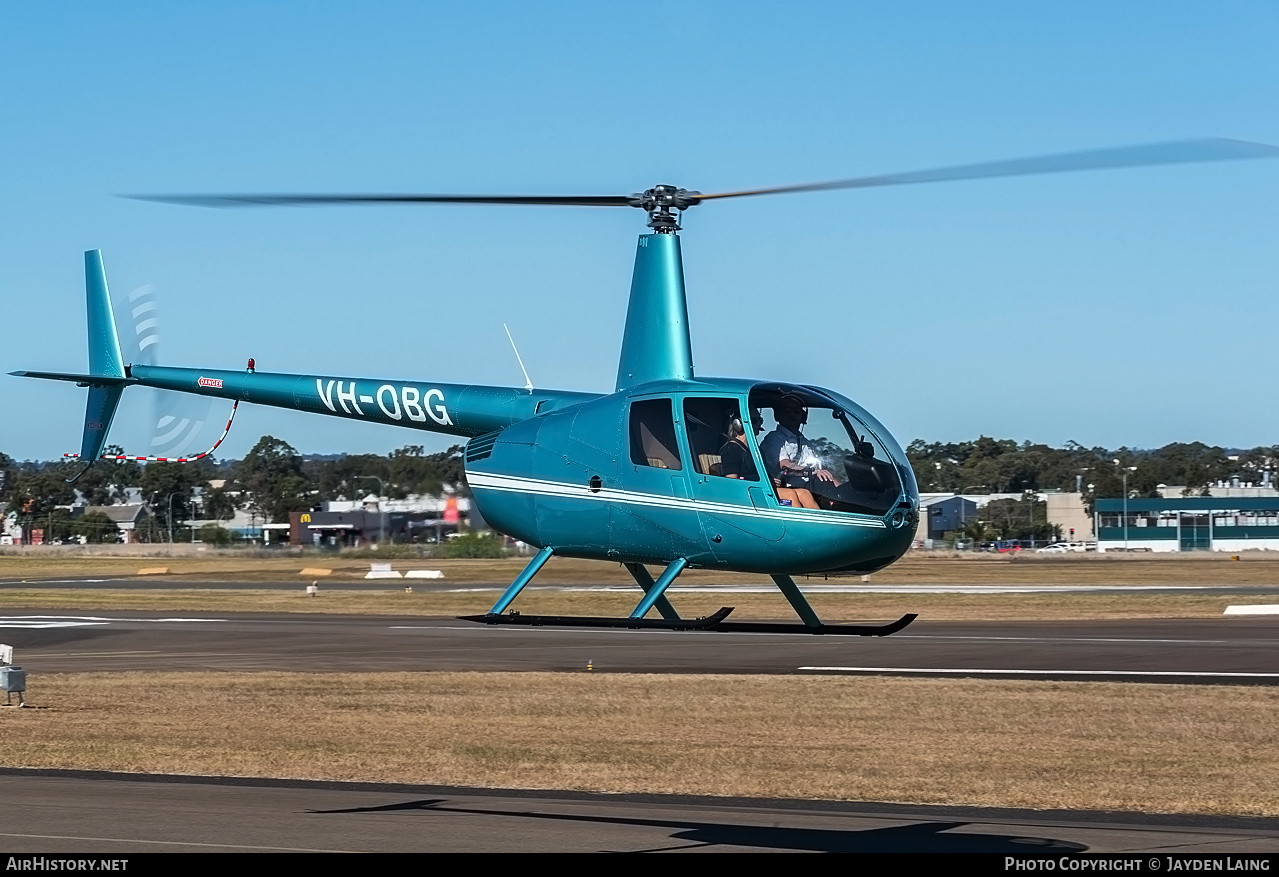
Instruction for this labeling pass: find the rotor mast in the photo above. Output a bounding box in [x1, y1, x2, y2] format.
[627, 185, 702, 233]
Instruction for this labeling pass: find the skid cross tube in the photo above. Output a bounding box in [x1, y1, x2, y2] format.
[771, 574, 823, 628]
[624, 562, 680, 621]
[461, 606, 734, 631]
[630, 557, 688, 619]
[487, 546, 554, 616]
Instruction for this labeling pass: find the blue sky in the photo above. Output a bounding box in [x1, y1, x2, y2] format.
[3, 3, 1278, 461]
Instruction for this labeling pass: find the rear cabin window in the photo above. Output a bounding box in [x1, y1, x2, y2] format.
[629, 399, 682, 470]
[682, 397, 757, 481]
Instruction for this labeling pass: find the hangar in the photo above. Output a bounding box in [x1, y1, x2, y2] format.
[1095, 497, 1279, 552]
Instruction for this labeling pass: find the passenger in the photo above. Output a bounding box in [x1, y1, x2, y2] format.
[717, 410, 758, 480]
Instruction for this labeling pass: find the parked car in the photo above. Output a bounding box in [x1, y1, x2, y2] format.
[1037, 541, 1095, 554]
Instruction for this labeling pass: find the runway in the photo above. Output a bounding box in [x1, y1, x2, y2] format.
[3, 601, 1278, 853]
[2, 609, 1277, 683]
[2, 770, 1277, 853]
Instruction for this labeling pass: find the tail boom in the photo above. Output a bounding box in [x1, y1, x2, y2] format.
[127, 364, 598, 439]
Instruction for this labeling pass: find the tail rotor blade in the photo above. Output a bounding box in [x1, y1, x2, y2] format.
[117, 284, 216, 458]
[120, 285, 159, 366]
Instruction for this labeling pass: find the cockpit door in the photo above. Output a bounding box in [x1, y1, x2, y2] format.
[680, 396, 784, 544]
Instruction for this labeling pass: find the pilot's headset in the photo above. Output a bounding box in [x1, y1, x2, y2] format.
[778, 394, 808, 426]
[727, 410, 745, 438]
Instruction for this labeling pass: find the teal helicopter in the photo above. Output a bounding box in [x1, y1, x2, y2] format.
[14, 138, 1278, 635]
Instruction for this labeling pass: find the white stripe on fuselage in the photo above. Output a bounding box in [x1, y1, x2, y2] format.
[464, 471, 887, 529]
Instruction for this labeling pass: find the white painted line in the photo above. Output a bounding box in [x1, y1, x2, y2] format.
[0, 615, 227, 627]
[0, 830, 359, 853]
[391, 625, 1237, 644]
[1225, 605, 1279, 615]
[0, 579, 111, 585]
[799, 667, 1279, 678]
[0, 621, 109, 629]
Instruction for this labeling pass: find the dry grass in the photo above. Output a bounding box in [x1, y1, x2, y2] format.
[3, 551, 1279, 586]
[4, 671, 1277, 815]
[5, 550, 1275, 620]
[0, 586, 1258, 621]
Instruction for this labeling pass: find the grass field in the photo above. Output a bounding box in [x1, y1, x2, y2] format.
[0, 586, 1262, 621]
[2, 551, 1276, 620]
[3, 549, 1279, 585]
[3, 551, 1276, 814]
[4, 672, 1276, 816]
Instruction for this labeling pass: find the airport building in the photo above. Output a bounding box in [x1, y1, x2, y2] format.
[914, 491, 1094, 549]
[1095, 497, 1279, 552]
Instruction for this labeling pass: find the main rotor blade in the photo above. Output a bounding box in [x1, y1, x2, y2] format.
[125, 193, 635, 208]
[696, 138, 1279, 202]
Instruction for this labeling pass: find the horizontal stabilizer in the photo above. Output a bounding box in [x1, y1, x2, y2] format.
[9, 370, 132, 386]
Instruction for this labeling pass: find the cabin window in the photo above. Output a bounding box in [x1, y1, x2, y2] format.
[683, 397, 758, 481]
[628, 399, 682, 470]
[749, 386, 903, 515]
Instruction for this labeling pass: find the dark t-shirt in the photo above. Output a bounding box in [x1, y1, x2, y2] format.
[718, 440, 758, 481]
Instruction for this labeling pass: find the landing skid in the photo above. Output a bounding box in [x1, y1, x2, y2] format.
[710, 613, 917, 636]
[459, 608, 918, 636]
[460, 606, 735, 631]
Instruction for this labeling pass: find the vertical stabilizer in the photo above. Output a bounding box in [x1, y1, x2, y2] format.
[78, 250, 126, 464]
[85, 250, 125, 379]
[615, 234, 694, 391]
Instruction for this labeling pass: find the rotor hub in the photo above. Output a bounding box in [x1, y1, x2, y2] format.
[627, 185, 703, 233]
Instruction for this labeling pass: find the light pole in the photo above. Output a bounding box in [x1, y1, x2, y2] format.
[959, 485, 984, 531]
[1087, 483, 1095, 546]
[152, 491, 182, 544]
[1113, 460, 1137, 551]
[951, 485, 985, 550]
[166, 492, 178, 544]
[354, 475, 388, 545]
[1123, 472, 1129, 551]
[1026, 490, 1037, 549]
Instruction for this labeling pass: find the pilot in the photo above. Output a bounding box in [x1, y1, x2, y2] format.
[734, 404, 819, 508]
[760, 396, 839, 483]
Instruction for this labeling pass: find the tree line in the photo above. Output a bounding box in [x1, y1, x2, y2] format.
[907, 437, 1277, 508]
[0, 437, 466, 541]
[2, 435, 1275, 542]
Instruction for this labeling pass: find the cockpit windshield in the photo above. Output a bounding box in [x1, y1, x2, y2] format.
[749, 384, 904, 516]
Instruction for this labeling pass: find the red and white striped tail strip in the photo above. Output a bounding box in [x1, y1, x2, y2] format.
[63, 400, 240, 462]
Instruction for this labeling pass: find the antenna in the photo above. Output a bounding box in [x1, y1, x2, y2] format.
[504, 323, 534, 392]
